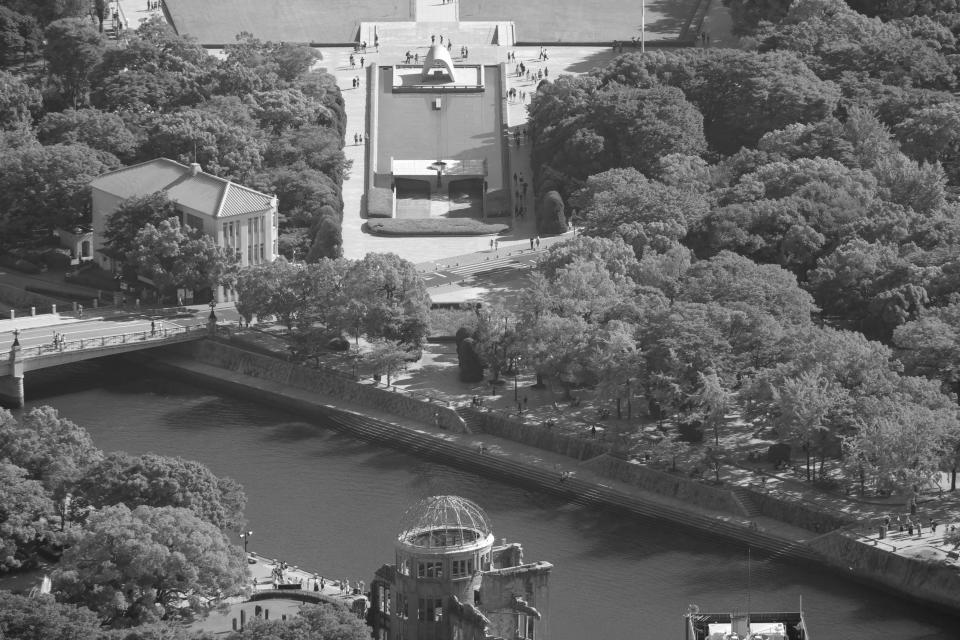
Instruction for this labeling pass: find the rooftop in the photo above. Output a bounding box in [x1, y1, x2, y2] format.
[91, 158, 275, 218]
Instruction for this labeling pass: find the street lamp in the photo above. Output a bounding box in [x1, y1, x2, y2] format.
[12, 328, 20, 347]
[429, 160, 447, 189]
[208, 300, 217, 321]
[239, 530, 253, 555]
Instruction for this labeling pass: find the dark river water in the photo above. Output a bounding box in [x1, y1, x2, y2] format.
[14, 358, 959, 640]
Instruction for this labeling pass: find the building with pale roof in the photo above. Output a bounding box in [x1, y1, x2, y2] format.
[90, 158, 278, 303]
[369, 495, 551, 640]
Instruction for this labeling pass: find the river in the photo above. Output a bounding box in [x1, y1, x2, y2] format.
[15, 358, 959, 640]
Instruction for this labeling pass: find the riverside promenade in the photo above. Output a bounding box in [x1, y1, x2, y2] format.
[141, 336, 960, 616]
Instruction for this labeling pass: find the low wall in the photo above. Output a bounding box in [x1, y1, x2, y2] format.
[809, 531, 960, 613]
[582, 454, 746, 516]
[744, 486, 854, 532]
[471, 410, 609, 461]
[170, 340, 467, 433]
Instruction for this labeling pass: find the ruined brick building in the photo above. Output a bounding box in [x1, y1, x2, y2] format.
[368, 495, 552, 640]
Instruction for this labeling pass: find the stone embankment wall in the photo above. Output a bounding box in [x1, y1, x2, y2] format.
[167, 340, 467, 432]
[580, 454, 746, 516]
[471, 411, 609, 460]
[741, 485, 854, 532]
[809, 531, 960, 612]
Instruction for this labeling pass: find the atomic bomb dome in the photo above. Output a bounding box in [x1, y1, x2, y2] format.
[397, 495, 493, 549]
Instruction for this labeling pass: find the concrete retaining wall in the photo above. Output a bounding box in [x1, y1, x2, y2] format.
[581, 454, 746, 516]
[169, 340, 467, 433]
[471, 410, 609, 460]
[809, 531, 960, 612]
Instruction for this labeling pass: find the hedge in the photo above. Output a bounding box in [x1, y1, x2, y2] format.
[366, 218, 509, 236]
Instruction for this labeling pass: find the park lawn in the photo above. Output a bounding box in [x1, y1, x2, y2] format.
[458, 0, 698, 43]
[164, 0, 411, 45]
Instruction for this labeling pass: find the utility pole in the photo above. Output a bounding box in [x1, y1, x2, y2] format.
[641, 0, 646, 53]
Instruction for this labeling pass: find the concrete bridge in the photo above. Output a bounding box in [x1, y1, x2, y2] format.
[0, 322, 211, 407]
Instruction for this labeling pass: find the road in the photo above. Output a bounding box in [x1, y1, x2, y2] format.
[0, 312, 210, 354]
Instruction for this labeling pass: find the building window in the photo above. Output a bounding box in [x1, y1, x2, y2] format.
[452, 559, 473, 577]
[418, 599, 426, 621]
[384, 587, 391, 615]
[433, 599, 443, 622]
[260, 243, 265, 260]
[418, 561, 442, 578]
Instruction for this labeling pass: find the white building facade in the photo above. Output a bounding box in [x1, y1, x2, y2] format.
[90, 158, 279, 303]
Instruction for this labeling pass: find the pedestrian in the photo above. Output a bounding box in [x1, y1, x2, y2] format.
[490, 239, 494, 250]
[151, 320, 156, 336]
[415, 53, 419, 62]
[494, 238, 499, 251]
[360, 56, 365, 66]
[359, 133, 363, 143]
[439, 35, 443, 44]
[535, 236, 540, 249]
[354, 133, 359, 144]
[349, 54, 355, 67]
[431, 35, 435, 44]
[513, 172, 517, 184]
[78, 304, 83, 318]
[321, 577, 326, 590]
[544, 66, 548, 77]
[530, 237, 534, 249]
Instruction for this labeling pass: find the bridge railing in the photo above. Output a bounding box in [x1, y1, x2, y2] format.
[18, 323, 205, 359]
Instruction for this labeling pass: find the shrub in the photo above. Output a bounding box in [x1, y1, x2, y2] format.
[367, 187, 393, 218]
[366, 218, 509, 236]
[538, 190, 567, 235]
[0, 254, 41, 274]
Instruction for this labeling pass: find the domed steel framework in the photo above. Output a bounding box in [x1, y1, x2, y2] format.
[397, 495, 492, 549]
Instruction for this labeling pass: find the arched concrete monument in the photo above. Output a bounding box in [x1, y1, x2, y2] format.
[421, 43, 457, 82]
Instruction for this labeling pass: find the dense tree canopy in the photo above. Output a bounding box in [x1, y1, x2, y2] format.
[53, 504, 248, 625]
[77, 452, 247, 530]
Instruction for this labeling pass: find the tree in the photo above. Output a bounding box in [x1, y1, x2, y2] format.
[0, 69, 41, 133]
[128, 217, 239, 303]
[364, 338, 412, 385]
[843, 399, 957, 494]
[894, 303, 960, 400]
[141, 109, 264, 182]
[637, 49, 841, 153]
[807, 239, 929, 341]
[77, 452, 247, 531]
[895, 102, 960, 184]
[44, 18, 105, 108]
[0, 463, 57, 572]
[53, 504, 248, 625]
[0, 7, 42, 67]
[0, 592, 102, 640]
[102, 192, 180, 267]
[691, 371, 734, 449]
[678, 251, 815, 326]
[38, 108, 138, 161]
[571, 167, 708, 257]
[227, 603, 371, 640]
[339, 253, 431, 348]
[0, 142, 119, 245]
[0, 406, 103, 494]
[773, 368, 848, 481]
[251, 88, 330, 134]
